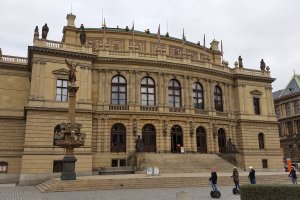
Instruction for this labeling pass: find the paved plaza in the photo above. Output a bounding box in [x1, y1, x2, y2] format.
[0, 185, 240, 200]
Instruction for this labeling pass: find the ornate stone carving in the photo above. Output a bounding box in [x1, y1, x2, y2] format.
[87, 39, 103, 51]
[151, 43, 166, 54]
[129, 40, 146, 52]
[169, 46, 183, 57]
[186, 49, 198, 60]
[109, 39, 125, 51]
[250, 90, 263, 95]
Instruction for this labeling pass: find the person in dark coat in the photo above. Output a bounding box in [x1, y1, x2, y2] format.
[209, 169, 218, 191]
[289, 166, 298, 184]
[231, 167, 240, 190]
[248, 166, 256, 184]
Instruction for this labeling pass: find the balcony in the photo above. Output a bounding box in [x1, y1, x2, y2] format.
[109, 105, 129, 111]
[195, 109, 209, 115]
[169, 107, 185, 113]
[140, 106, 158, 111]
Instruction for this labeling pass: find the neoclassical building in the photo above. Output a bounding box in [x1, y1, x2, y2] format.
[273, 74, 300, 166]
[0, 13, 282, 185]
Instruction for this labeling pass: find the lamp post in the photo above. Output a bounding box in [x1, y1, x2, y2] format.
[54, 59, 86, 180]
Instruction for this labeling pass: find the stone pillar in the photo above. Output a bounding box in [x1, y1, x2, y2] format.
[104, 70, 110, 110]
[38, 62, 45, 98]
[104, 118, 110, 153]
[98, 70, 104, 107]
[163, 74, 169, 111]
[183, 76, 189, 111]
[68, 84, 79, 127]
[87, 67, 92, 101]
[158, 73, 163, 109]
[129, 71, 134, 108]
[66, 13, 76, 27]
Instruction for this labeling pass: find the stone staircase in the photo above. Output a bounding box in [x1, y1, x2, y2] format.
[136, 153, 236, 173]
[37, 172, 290, 192]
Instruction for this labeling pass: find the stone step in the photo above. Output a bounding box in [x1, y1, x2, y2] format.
[37, 173, 290, 192]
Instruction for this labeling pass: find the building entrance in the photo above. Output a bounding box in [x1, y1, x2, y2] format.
[171, 125, 183, 153]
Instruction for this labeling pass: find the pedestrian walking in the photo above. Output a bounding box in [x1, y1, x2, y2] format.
[231, 167, 240, 190]
[248, 166, 256, 184]
[289, 166, 298, 184]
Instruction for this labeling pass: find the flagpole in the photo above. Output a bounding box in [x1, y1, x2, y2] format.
[132, 21, 135, 51]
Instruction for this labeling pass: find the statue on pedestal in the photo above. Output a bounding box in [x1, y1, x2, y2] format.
[135, 135, 143, 152]
[42, 23, 49, 39]
[79, 24, 86, 45]
[65, 59, 79, 84]
[227, 138, 238, 153]
[260, 59, 266, 71]
[238, 56, 243, 68]
[34, 26, 39, 39]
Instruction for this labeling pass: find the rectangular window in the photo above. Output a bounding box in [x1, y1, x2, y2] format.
[119, 159, 126, 166]
[111, 159, 118, 167]
[56, 79, 68, 102]
[53, 160, 63, 173]
[253, 97, 260, 115]
[0, 162, 8, 173]
[262, 159, 268, 168]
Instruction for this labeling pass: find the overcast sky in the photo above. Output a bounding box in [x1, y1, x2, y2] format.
[1, 0, 299, 91]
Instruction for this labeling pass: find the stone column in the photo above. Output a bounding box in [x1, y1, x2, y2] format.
[98, 69, 104, 107]
[29, 62, 38, 98]
[183, 76, 189, 111]
[38, 62, 45, 98]
[87, 67, 92, 101]
[163, 74, 169, 111]
[104, 118, 110, 153]
[104, 70, 110, 110]
[129, 71, 134, 108]
[158, 72, 163, 109]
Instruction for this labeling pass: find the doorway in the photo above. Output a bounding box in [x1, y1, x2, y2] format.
[171, 125, 183, 153]
[218, 128, 226, 153]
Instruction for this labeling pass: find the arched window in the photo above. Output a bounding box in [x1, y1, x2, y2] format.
[214, 85, 223, 112]
[53, 124, 64, 145]
[258, 133, 265, 149]
[193, 82, 204, 109]
[141, 77, 155, 106]
[142, 124, 156, 152]
[196, 126, 207, 153]
[111, 75, 127, 105]
[168, 79, 181, 108]
[111, 123, 126, 152]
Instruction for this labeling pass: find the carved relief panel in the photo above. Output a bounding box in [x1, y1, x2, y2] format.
[108, 39, 125, 51]
[169, 45, 183, 57]
[87, 39, 103, 51]
[129, 40, 146, 52]
[151, 42, 166, 53]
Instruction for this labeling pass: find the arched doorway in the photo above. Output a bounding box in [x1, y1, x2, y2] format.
[142, 124, 156, 152]
[111, 123, 126, 153]
[218, 128, 226, 153]
[196, 126, 207, 153]
[171, 125, 183, 153]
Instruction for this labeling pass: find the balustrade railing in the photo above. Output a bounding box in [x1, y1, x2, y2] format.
[109, 105, 129, 111]
[195, 109, 209, 115]
[0, 55, 28, 64]
[45, 40, 63, 48]
[140, 106, 158, 111]
[169, 107, 185, 113]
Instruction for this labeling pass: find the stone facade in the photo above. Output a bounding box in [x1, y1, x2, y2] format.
[0, 13, 283, 184]
[273, 74, 300, 166]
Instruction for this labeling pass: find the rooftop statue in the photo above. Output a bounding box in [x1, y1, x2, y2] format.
[260, 59, 266, 71]
[65, 59, 79, 84]
[34, 26, 39, 39]
[42, 23, 49, 39]
[79, 24, 86, 45]
[238, 56, 243, 68]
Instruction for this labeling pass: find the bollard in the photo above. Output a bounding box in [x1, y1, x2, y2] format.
[176, 191, 188, 200]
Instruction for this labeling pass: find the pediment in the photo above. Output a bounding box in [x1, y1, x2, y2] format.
[250, 90, 263, 95]
[52, 68, 69, 76]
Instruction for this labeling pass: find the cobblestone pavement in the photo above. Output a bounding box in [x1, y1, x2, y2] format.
[0, 186, 240, 200]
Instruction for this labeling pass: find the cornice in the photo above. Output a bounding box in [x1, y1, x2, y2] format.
[0, 116, 25, 120]
[27, 46, 96, 70]
[25, 105, 94, 114]
[0, 62, 29, 72]
[95, 57, 234, 79]
[95, 57, 274, 83]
